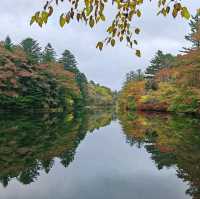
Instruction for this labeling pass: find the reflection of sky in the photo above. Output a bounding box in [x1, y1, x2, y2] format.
[0, 121, 190, 199]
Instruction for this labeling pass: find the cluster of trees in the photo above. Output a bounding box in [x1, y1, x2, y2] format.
[87, 80, 115, 106]
[145, 50, 175, 76]
[3, 36, 88, 106]
[119, 12, 200, 114]
[1, 36, 115, 110]
[3, 36, 75, 66]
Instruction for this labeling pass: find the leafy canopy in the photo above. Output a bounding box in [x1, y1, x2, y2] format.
[31, 0, 193, 56]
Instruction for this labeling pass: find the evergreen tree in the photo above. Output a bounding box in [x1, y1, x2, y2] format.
[124, 69, 144, 86]
[42, 43, 56, 63]
[59, 49, 78, 72]
[183, 13, 200, 51]
[145, 50, 175, 75]
[136, 69, 144, 81]
[4, 36, 13, 51]
[59, 49, 88, 106]
[21, 38, 41, 64]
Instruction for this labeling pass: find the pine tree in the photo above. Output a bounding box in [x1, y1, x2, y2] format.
[183, 13, 200, 51]
[4, 36, 13, 51]
[59, 49, 78, 72]
[59, 49, 88, 105]
[42, 43, 56, 63]
[136, 69, 144, 81]
[21, 38, 41, 64]
[145, 50, 175, 75]
[124, 70, 144, 85]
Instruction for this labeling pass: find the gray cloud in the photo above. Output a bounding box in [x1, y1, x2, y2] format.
[0, 0, 199, 90]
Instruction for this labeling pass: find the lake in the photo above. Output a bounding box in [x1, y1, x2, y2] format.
[0, 110, 199, 199]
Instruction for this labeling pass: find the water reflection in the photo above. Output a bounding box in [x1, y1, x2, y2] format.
[0, 109, 114, 187]
[118, 111, 200, 199]
[0, 109, 200, 199]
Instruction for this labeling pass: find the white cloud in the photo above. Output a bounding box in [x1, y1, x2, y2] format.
[0, 0, 199, 90]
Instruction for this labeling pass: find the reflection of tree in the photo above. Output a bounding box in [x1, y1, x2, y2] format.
[18, 165, 40, 184]
[118, 111, 200, 199]
[41, 159, 55, 173]
[0, 108, 113, 187]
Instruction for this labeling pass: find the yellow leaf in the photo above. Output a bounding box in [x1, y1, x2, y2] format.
[30, 16, 36, 26]
[60, 14, 66, 27]
[181, 7, 190, 20]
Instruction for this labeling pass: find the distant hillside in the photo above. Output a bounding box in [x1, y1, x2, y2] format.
[87, 81, 115, 107]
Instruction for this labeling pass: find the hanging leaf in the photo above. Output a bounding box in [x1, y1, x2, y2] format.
[48, 6, 54, 16]
[181, 7, 190, 20]
[135, 49, 141, 57]
[111, 39, 115, 47]
[42, 11, 49, 24]
[136, 10, 141, 17]
[135, 28, 140, 34]
[60, 14, 66, 27]
[100, 14, 106, 21]
[96, 41, 103, 50]
[89, 17, 95, 27]
[30, 16, 36, 26]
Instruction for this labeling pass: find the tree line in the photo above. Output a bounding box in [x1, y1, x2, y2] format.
[2, 36, 88, 106]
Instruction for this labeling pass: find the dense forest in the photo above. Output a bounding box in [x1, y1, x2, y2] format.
[0, 37, 114, 112]
[118, 13, 200, 115]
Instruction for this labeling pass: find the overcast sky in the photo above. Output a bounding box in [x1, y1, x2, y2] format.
[0, 1, 199, 90]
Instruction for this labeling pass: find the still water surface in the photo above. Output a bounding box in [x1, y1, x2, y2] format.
[0, 110, 199, 199]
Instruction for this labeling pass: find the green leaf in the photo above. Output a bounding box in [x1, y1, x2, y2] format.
[42, 11, 49, 24]
[60, 14, 66, 27]
[136, 10, 141, 17]
[133, 40, 138, 45]
[172, 8, 178, 18]
[197, 8, 200, 15]
[111, 39, 115, 47]
[30, 16, 36, 26]
[181, 7, 190, 20]
[166, 6, 170, 14]
[100, 14, 106, 21]
[135, 28, 140, 34]
[89, 17, 95, 28]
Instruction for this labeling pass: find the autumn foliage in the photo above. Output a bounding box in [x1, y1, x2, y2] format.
[0, 43, 80, 111]
[118, 49, 200, 114]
